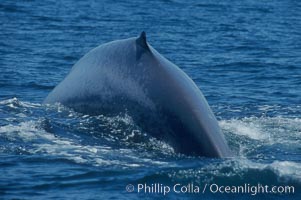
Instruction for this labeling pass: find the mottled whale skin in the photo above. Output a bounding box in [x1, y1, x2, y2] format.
[44, 32, 231, 158]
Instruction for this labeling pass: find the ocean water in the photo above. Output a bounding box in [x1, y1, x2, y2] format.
[1, 0, 300, 199]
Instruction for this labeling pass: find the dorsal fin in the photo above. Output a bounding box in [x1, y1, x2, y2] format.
[136, 31, 149, 50]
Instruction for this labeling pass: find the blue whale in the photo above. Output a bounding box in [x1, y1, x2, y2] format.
[44, 32, 231, 158]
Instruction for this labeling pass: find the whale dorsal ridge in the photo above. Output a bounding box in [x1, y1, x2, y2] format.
[136, 31, 149, 50]
[135, 31, 150, 60]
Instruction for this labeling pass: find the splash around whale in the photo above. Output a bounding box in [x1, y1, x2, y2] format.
[44, 32, 231, 158]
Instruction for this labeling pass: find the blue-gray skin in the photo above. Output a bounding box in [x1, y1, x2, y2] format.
[44, 32, 231, 158]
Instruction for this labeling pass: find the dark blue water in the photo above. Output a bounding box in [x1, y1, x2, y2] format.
[1, 0, 300, 199]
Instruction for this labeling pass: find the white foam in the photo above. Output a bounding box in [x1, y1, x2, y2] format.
[201, 158, 301, 183]
[0, 97, 19, 105]
[240, 159, 301, 183]
[0, 120, 173, 168]
[220, 118, 268, 140]
[0, 121, 39, 141]
[0, 97, 41, 108]
[220, 116, 301, 145]
[269, 161, 301, 181]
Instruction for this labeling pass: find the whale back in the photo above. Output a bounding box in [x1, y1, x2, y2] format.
[44, 33, 231, 157]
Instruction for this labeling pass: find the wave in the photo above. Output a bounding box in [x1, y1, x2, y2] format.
[0, 98, 300, 186]
[220, 117, 301, 157]
[162, 158, 301, 188]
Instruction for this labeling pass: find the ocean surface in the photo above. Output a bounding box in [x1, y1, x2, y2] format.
[1, 0, 300, 199]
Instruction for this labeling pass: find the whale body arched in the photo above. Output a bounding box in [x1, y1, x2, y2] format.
[44, 32, 231, 158]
